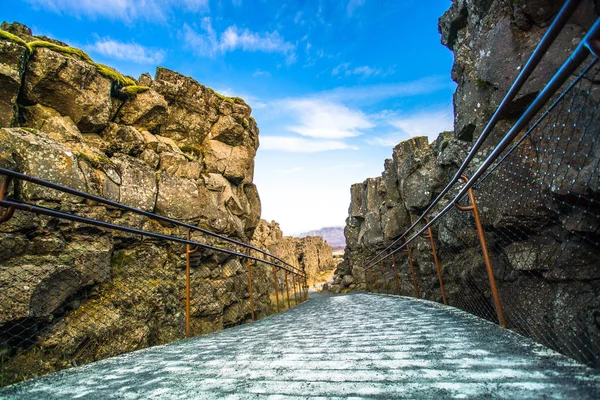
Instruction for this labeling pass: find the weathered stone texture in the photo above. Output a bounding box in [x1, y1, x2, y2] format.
[252, 220, 335, 284]
[333, 0, 600, 368]
[0, 21, 267, 385]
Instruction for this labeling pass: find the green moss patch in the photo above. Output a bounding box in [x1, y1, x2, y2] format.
[0, 29, 31, 51]
[94, 63, 136, 87]
[28, 40, 92, 63]
[121, 85, 150, 98]
[74, 151, 115, 169]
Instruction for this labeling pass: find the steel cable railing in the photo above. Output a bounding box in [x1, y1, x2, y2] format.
[0, 170, 308, 386]
[363, 2, 600, 368]
[363, 0, 588, 270]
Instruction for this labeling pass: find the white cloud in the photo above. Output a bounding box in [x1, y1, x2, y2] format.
[182, 20, 218, 57]
[321, 76, 455, 105]
[367, 108, 454, 146]
[26, 0, 208, 22]
[253, 70, 271, 77]
[347, 0, 366, 16]
[182, 20, 296, 62]
[332, 63, 350, 76]
[87, 38, 165, 64]
[260, 136, 357, 152]
[333, 63, 384, 78]
[282, 98, 374, 139]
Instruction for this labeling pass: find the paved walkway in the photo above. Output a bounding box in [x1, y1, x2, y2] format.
[2, 293, 599, 399]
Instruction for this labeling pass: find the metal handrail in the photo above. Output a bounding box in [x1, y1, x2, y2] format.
[362, 0, 585, 270]
[0, 197, 303, 275]
[364, 4, 598, 272]
[0, 167, 302, 274]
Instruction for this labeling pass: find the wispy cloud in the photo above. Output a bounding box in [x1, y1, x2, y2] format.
[282, 99, 374, 139]
[260, 136, 358, 153]
[347, 0, 366, 16]
[182, 19, 296, 63]
[25, 0, 208, 22]
[87, 38, 165, 64]
[253, 70, 271, 77]
[332, 63, 387, 78]
[367, 108, 454, 146]
[320, 76, 455, 105]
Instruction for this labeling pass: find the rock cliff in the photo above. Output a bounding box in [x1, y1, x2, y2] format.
[332, 0, 600, 367]
[0, 21, 279, 384]
[252, 220, 336, 285]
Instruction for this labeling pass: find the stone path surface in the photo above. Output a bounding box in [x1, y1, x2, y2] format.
[2, 293, 599, 399]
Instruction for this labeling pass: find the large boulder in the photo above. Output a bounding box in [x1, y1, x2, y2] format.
[22, 48, 112, 133]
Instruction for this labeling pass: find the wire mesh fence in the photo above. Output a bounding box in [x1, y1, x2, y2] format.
[364, 11, 600, 369]
[0, 179, 308, 387]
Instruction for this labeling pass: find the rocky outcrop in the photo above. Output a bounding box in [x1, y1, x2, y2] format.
[252, 220, 336, 284]
[439, 0, 597, 142]
[297, 227, 346, 251]
[333, 1, 600, 367]
[0, 22, 266, 384]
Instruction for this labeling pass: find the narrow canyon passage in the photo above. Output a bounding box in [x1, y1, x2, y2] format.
[2, 293, 599, 399]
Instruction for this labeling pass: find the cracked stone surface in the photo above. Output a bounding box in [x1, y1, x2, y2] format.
[2, 293, 599, 399]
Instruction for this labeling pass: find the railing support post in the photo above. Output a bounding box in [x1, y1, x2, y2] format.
[391, 252, 400, 296]
[185, 230, 191, 338]
[285, 270, 291, 309]
[246, 249, 255, 321]
[403, 246, 419, 299]
[185, 228, 200, 338]
[272, 266, 280, 313]
[304, 277, 308, 301]
[457, 176, 506, 328]
[421, 220, 447, 305]
[293, 275, 298, 305]
[380, 262, 388, 294]
[0, 176, 15, 225]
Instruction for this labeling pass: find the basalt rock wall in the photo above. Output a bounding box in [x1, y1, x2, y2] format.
[332, 0, 600, 367]
[252, 220, 335, 284]
[0, 22, 268, 383]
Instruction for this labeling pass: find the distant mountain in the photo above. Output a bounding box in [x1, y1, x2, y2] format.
[297, 227, 345, 248]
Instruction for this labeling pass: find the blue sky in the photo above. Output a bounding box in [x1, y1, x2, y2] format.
[2, 0, 455, 235]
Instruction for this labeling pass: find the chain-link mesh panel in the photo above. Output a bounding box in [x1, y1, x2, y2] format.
[364, 55, 599, 368]
[0, 211, 308, 386]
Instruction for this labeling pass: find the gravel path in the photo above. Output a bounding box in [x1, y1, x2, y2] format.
[2, 292, 599, 399]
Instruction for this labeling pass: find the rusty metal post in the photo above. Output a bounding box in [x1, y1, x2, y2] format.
[185, 230, 192, 338]
[457, 176, 506, 328]
[185, 229, 200, 338]
[272, 266, 280, 313]
[0, 176, 15, 224]
[292, 274, 298, 305]
[246, 249, 255, 321]
[284, 270, 291, 309]
[304, 277, 308, 301]
[391, 252, 400, 296]
[380, 262, 388, 294]
[403, 246, 419, 299]
[421, 220, 447, 305]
